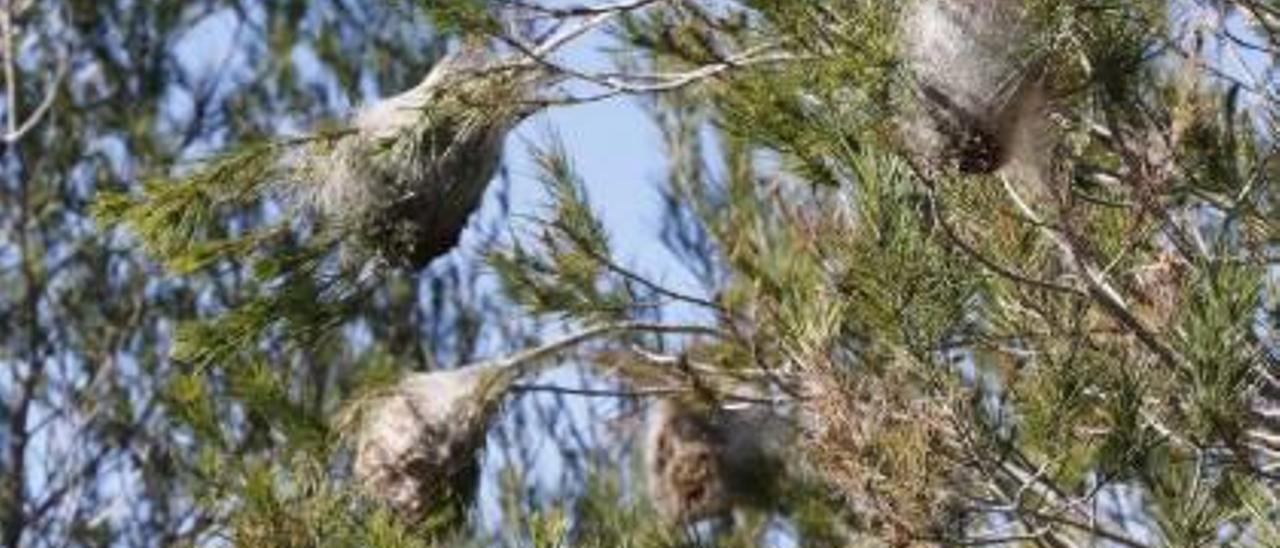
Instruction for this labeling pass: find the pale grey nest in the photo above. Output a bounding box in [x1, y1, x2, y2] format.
[351, 364, 511, 518]
[900, 0, 1049, 176]
[297, 51, 549, 269]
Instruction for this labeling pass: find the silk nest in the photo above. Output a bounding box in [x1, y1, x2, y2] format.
[289, 50, 549, 269]
[900, 0, 1052, 180]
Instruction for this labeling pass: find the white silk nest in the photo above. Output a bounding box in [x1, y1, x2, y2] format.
[351, 363, 510, 518]
[900, 0, 1052, 179]
[291, 51, 550, 269]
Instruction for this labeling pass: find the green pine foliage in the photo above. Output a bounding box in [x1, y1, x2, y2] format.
[483, 0, 1280, 544]
[488, 139, 632, 323]
[8, 0, 1280, 546]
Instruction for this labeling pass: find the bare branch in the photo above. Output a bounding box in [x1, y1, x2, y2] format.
[2, 0, 16, 138]
[4, 50, 65, 144]
[489, 320, 728, 380]
[998, 175, 1189, 372]
[511, 383, 684, 398]
[498, 0, 667, 19]
[919, 175, 1086, 296]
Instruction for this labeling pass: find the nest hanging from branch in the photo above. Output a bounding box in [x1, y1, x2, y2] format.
[643, 397, 796, 523]
[294, 49, 552, 269]
[94, 48, 558, 368]
[899, 0, 1048, 177]
[350, 363, 517, 519]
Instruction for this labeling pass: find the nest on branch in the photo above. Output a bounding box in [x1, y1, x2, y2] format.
[295, 50, 551, 269]
[351, 363, 514, 519]
[899, 0, 1050, 178]
[643, 397, 796, 524]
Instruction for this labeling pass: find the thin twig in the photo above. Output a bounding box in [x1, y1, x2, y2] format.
[998, 175, 1188, 372]
[3, 48, 64, 144]
[512, 383, 683, 398]
[921, 179, 1086, 296]
[499, 0, 666, 19]
[2, 1, 16, 137]
[533, 215, 726, 313]
[490, 320, 727, 380]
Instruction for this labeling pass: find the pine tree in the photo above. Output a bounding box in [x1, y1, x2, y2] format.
[0, 1, 498, 545]
[7, 0, 1280, 546]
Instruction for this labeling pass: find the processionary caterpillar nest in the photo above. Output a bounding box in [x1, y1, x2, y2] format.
[900, 0, 1050, 177]
[297, 49, 552, 269]
[351, 363, 514, 519]
[643, 398, 795, 523]
[355, 372, 799, 524]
